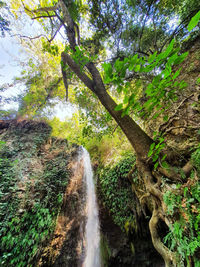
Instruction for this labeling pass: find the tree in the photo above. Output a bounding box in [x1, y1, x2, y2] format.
[9, 0, 200, 265]
[0, 1, 10, 37]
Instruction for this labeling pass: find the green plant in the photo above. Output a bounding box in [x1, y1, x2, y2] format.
[0, 122, 71, 266]
[163, 175, 200, 266]
[98, 154, 137, 230]
[148, 132, 168, 169]
[1, 202, 53, 266]
[103, 39, 188, 120]
[191, 145, 200, 174]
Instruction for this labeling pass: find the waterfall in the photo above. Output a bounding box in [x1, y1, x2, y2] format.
[82, 147, 101, 267]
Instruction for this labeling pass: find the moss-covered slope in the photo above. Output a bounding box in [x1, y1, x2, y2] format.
[0, 119, 82, 267]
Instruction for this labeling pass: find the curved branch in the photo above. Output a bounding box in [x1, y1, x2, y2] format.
[49, 22, 63, 42]
[149, 208, 176, 267]
[61, 52, 95, 92]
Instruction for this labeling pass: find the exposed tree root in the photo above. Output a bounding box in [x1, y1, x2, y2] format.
[132, 159, 181, 266]
[149, 207, 177, 267]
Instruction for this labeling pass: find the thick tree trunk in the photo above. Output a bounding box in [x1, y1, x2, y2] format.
[98, 90, 153, 161]
[59, 4, 177, 266]
[61, 52, 153, 161]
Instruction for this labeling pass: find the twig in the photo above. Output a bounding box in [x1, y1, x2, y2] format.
[32, 15, 56, 20]
[138, 0, 155, 51]
[159, 94, 194, 132]
[49, 22, 63, 43]
[12, 34, 49, 41]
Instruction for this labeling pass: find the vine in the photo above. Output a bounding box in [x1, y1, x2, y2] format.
[98, 153, 137, 230]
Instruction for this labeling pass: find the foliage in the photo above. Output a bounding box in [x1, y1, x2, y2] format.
[0, 1, 10, 37]
[85, 130, 132, 166]
[16, 38, 65, 118]
[188, 10, 200, 31]
[102, 11, 200, 173]
[103, 39, 188, 120]
[89, 0, 200, 57]
[191, 145, 200, 174]
[1, 203, 53, 267]
[0, 121, 71, 266]
[163, 147, 200, 266]
[98, 153, 137, 230]
[147, 133, 167, 169]
[48, 115, 83, 142]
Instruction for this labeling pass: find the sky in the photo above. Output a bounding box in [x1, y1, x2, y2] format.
[0, 35, 26, 111]
[0, 37, 23, 83]
[0, 9, 74, 121]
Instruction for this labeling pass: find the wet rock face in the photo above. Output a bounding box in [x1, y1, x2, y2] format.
[99, 204, 164, 267]
[0, 119, 86, 267]
[39, 150, 87, 267]
[0, 119, 164, 267]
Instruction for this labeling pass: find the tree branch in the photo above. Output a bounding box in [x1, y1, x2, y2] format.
[49, 22, 63, 43]
[31, 15, 56, 20]
[35, 77, 62, 111]
[159, 9, 200, 52]
[59, 0, 77, 50]
[32, 6, 58, 13]
[61, 52, 95, 93]
[12, 33, 49, 41]
[138, 0, 155, 51]
[149, 207, 176, 267]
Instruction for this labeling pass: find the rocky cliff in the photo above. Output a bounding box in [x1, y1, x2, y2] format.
[0, 119, 85, 266]
[0, 119, 165, 266]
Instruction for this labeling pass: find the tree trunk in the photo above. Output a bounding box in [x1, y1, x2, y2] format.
[61, 52, 153, 161]
[59, 3, 180, 266]
[98, 89, 153, 161]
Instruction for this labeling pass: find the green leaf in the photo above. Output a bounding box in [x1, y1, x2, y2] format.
[128, 54, 138, 71]
[115, 103, 123, 111]
[152, 113, 160, 119]
[103, 62, 113, 76]
[148, 143, 155, 157]
[162, 161, 169, 169]
[157, 39, 175, 61]
[154, 161, 159, 169]
[117, 85, 123, 93]
[187, 10, 200, 32]
[148, 51, 157, 63]
[167, 52, 179, 66]
[163, 115, 168, 121]
[121, 106, 130, 117]
[164, 39, 175, 57]
[123, 95, 129, 104]
[172, 68, 181, 80]
[152, 154, 159, 162]
[134, 65, 141, 72]
[174, 52, 189, 65]
[128, 94, 135, 104]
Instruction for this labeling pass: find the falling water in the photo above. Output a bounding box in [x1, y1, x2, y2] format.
[82, 147, 101, 267]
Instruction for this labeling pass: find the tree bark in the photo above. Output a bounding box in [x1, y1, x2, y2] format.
[61, 52, 153, 161]
[28, 2, 188, 265]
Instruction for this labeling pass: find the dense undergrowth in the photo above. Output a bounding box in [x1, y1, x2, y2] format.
[97, 144, 200, 266]
[163, 146, 200, 266]
[97, 153, 137, 230]
[0, 121, 71, 267]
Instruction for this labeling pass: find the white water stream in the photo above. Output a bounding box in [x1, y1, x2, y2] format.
[82, 147, 101, 267]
